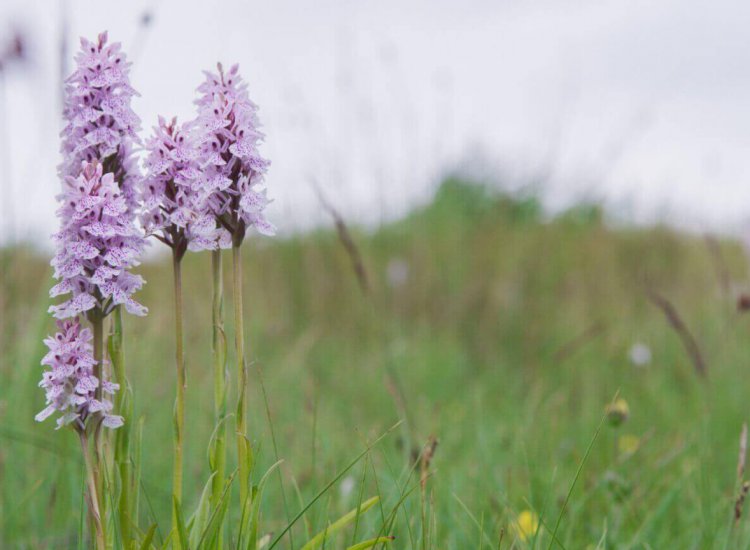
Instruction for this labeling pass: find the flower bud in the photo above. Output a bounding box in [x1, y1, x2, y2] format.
[605, 398, 630, 427]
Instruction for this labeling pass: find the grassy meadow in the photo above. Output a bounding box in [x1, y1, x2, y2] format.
[3, 178, 750, 548]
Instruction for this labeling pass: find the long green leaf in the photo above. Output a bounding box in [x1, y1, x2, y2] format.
[188, 472, 216, 549]
[138, 524, 157, 550]
[245, 460, 284, 550]
[196, 469, 237, 550]
[173, 496, 189, 550]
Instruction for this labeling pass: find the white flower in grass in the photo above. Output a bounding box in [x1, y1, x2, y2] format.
[629, 342, 651, 367]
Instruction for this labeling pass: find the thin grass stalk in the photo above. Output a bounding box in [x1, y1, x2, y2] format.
[79, 431, 106, 550]
[171, 250, 186, 548]
[232, 243, 251, 508]
[109, 306, 133, 545]
[258, 364, 294, 547]
[210, 248, 228, 541]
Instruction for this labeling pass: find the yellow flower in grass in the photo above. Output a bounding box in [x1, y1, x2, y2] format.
[513, 509, 540, 542]
[618, 434, 640, 456]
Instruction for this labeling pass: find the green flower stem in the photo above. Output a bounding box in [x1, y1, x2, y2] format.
[90, 312, 107, 547]
[109, 306, 132, 545]
[171, 249, 186, 548]
[211, 249, 228, 507]
[232, 244, 251, 507]
[79, 431, 106, 550]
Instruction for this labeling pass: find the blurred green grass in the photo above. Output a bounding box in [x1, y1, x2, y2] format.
[3, 178, 750, 548]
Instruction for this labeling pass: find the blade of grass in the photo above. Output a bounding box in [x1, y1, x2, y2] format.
[245, 460, 284, 550]
[452, 494, 494, 548]
[290, 475, 314, 538]
[545, 410, 607, 550]
[257, 363, 294, 548]
[195, 469, 238, 550]
[173, 495, 189, 550]
[138, 478, 164, 546]
[373, 482, 420, 549]
[268, 421, 402, 549]
[139, 523, 157, 550]
[301, 496, 380, 550]
[188, 472, 216, 549]
[351, 454, 370, 545]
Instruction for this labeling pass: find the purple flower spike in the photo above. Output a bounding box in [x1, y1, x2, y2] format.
[60, 31, 141, 209]
[194, 63, 273, 245]
[36, 318, 123, 430]
[42, 32, 144, 431]
[140, 116, 228, 256]
[50, 161, 147, 319]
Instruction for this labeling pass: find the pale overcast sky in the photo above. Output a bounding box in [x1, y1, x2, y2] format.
[2, 0, 750, 244]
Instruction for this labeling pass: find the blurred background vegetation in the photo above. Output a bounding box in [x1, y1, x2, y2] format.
[4, 177, 750, 547]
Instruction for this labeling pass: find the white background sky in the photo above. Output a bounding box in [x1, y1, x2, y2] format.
[2, 0, 750, 245]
